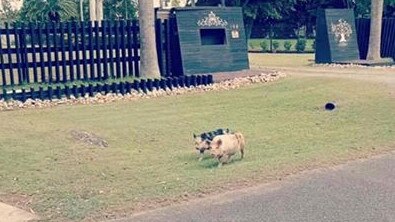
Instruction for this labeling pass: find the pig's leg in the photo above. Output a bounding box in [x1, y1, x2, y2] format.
[219, 155, 230, 167]
[198, 149, 206, 161]
[217, 155, 226, 168]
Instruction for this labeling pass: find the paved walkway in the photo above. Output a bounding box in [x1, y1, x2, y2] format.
[116, 151, 395, 222]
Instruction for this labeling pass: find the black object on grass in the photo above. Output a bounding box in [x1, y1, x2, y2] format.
[325, 102, 336, 111]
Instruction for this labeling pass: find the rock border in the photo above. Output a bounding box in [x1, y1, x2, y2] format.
[312, 63, 395, 69]
[0, 71, 286, 112]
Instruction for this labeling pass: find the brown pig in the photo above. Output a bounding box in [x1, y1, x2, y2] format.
[210, 132, 245, 167]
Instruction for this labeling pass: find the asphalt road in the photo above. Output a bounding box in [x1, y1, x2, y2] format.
[118, 151, 395, 222]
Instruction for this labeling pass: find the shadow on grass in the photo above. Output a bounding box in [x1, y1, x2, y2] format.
[200, 156, 245, 169]
[178, 151, 246, 169]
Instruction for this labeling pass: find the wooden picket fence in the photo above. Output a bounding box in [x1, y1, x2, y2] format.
[0, 20, 140, 87]
[355, 18, 395, 60]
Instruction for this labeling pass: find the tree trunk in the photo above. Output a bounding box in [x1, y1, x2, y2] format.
[366, 0, 384, 60]
[96, 0, 103, 21]
[244, 16, 254, 39]
[89, 0, 96, 21]
[138, 0, 161, 78]
[79, 0, 84, 21]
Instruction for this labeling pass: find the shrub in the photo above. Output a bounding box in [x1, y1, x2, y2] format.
[248, 42, 255, 50]
[284, 41, 292, 51]
[260, 41, 268, 52]
[272, 41, 280, 52]
[295, 38, 307, 52]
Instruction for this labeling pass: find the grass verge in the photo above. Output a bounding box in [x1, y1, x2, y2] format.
[0, 76, 394, 221]
[249, 53, 314, 68]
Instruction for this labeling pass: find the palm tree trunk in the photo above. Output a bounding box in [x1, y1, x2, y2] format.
[89, 0, 96, 21]
[138, 0, 161, 78]
[96, 0, 103, 21]
[366, 0, 384, 60]
[79, 0, 84, 21]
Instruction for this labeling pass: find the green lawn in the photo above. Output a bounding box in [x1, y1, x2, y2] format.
[249, 53, 315, 68]
[0, 77, 394, 221]
[248, 38, 315, 52]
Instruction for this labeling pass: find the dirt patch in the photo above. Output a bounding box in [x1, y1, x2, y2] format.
[70, 130, 109, 148]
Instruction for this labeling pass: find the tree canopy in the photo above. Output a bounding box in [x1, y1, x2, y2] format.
[15, 0, 138, 23]
[18, 0, 78, 23]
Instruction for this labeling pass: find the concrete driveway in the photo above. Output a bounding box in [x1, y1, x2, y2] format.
[114, 151, 395, 222]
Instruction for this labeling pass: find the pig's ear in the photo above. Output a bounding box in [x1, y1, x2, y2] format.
[216, 139, 222, 147]
[193, 133, 197, 138]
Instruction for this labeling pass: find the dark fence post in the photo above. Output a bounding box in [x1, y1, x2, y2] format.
[126, 20, 134, 77]
[0, 26, 6, 86]
[132, 20, 139, 77]
[37, 23, 46, 83]
[56, 86, 62, 99]
[59, 22, 67, 82]
[74, 21, 82, 80]
[108, 21, 115, 78]
[72, 84, 79, 98]
[48, 86, 53, 99]
[80, 84, 86, 97]
[94, 21, 102, 80]
[111, 82, 117, 93]
[21, 88, 26, 102]
[20, 23, 30, 84]
[119, 82, 125, 94]
[30, 87, 36, 100]
[120, 20, 127, 78]
[104, 83, 110, 94]
[88, 21, 95, 80]
[81, 21, 88, 80]
[159, 78, 166, 90]
[65, 85, 71, 98]
[13, 22, 23, 85]
[156, 19, 164, 76]
[125, 81, 132, 93]
[39, 87, 44, 100]
[88, 84, 94, 97]
[114, 20, 121, 78]
[164, 19, 171, 77]
[5, 23, 15, 86]
[67, 22, 75, 82]
[140, 79, 147, 93]
[52, 22, 61, 83]
[45, 22, 53, 83]
[29, 22, 39, 83]
[101, 20, 109, 80]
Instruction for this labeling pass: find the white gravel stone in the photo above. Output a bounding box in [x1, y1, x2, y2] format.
[0, 72, 286, 111]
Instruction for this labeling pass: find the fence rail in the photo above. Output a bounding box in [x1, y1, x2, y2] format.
[0, 20, 141, 87]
